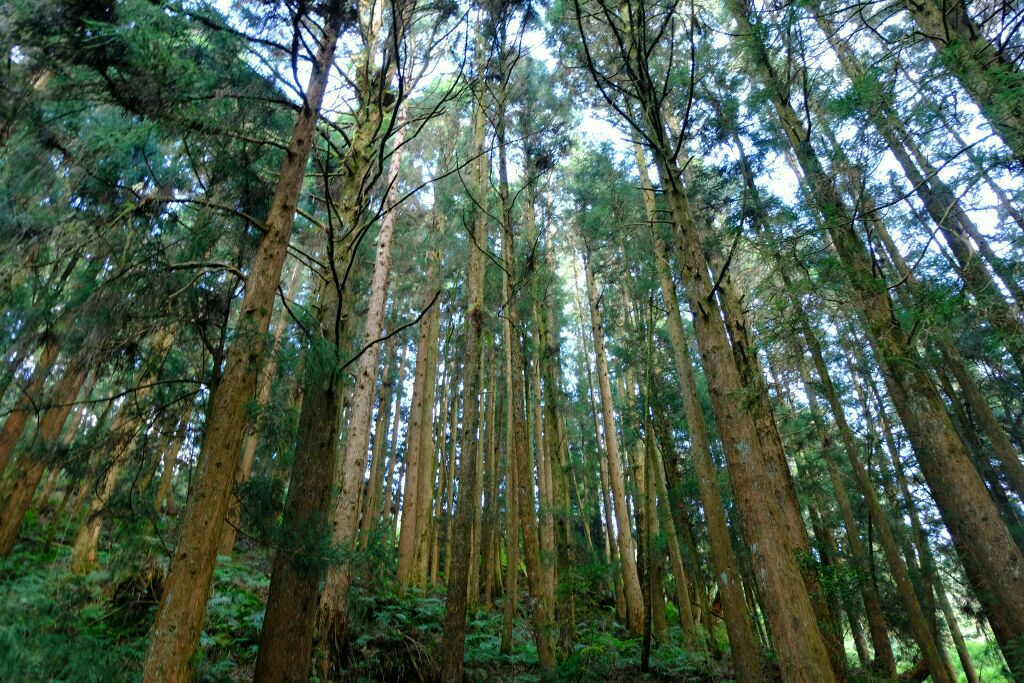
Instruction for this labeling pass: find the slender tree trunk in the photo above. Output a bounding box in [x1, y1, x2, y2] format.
[0, 339, 59, 475]
[796, 346, 948, 680]
[728, 2, 1024, 671]
[395, 306, 439, 587]
[500, 330, 520, 655]
[467, 353, 491, 607]
[649, 423, 697, 645]
[71, 327, 178, 573]
[582, 247, 645, 636]
[0, 361, 89, 555]
[473, 351, 498, 606]
[381, 349, 406, 533]
[532, 358, 556, 609]
[155, 407, 191, 516]
[535, 230, 577, 653]
[937, 579, 981, 683]
[633, 143, 765, 680]
[254, 266, 350, 683]
[315, 101, 409, 669]
[439, 27, 497, 674]
[361, 343, 405, 546]
[482, 344, 502, 607]
[35, 399, 89, 511]
[438, 378, 459, 586]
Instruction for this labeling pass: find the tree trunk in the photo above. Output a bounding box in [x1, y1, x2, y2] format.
[361, 343, 405, 546]
[155, 407, 191, 516]
[0, 361, 89, 555]
[728, 2, 1024, 672]
[438, 33, 496, 676]
[900, 0, 1024, 163]
[500, 330, 521, 655]
[656, 157, 835, 680]
[582, 247, 646, 636]
[395, 295, 440, 587]
[71, 327, 179, 573]
[795, 344, 947, 680]
[142, 16, 342, 681]
[220, 260, 302, 556]
[315, 99, 408, 669]
[0, 339, 59, 475]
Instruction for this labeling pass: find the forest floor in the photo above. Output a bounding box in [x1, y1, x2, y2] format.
[0, 515, 1009, 682]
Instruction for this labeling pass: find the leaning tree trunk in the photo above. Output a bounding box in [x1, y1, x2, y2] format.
[0, 338, 59, 475]
[70, 326, 179, 574]
[0, 359, 89, 556]
[795, 345, 950, 681]
[637, 120, 835, 677]
[220, 260, 302, 556]
[259, 41, 398, 674]
[900, 0, 1024, 164]
[727, 1, 1024, 673]
[142, 15, 344, 682]
[635, 141, 765, 676]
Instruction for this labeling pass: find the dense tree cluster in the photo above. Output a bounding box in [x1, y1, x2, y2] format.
[1, 0, 1022, 679]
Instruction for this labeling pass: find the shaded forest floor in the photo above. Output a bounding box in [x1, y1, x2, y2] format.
[0, 515, 1008, 682]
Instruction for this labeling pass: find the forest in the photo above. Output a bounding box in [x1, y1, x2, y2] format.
[1, 0, 1023, 679]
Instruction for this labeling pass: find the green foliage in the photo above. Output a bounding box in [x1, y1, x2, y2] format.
[0, 534, 270, 683]
[0, 544, 149, 682]
[194, 559, 270, 681]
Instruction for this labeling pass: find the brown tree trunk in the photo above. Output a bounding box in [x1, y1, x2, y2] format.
[395, 307, 439, 587]
[652, 155, 835, 680]
[254, 265, 351, 683]
[535, 230, 577, 653]
[0, 339, 59, 475]
[500, 331, 521, 655]
[360, 343, 405, 546]
[155, 407, 191, 516]
[795, 345, 948, 680]
[310, 98, 407, 673]
[439, 34, 497, 675]
[0, 361, 89, 555]
[141, 16, 343, 680]
[71, 327, 178, 573]
[482, 343, 502, 607]
[582, 247, 646, 636]
[632, 143, 772, 679]
[728, 2, 1024, 672]
[900, 0, 1024, 164]
[220, 260, 302, 556]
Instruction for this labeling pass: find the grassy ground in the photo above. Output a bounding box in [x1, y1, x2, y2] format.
[0, 517, 1011, 682]
[0, 522, 725, 682]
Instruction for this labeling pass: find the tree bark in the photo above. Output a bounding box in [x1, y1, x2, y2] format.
[220, 260, 302, 556]
[728, 2, 1024, 672]
[637, 133, 831, 677]
[582, 247, 646, 636]
[900, 0, 1024, 164]
[438, 33, 496, 676]
[0, 338, 59, 475]
[0, 360, 89, 555]
[141, 15, 343, 680]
